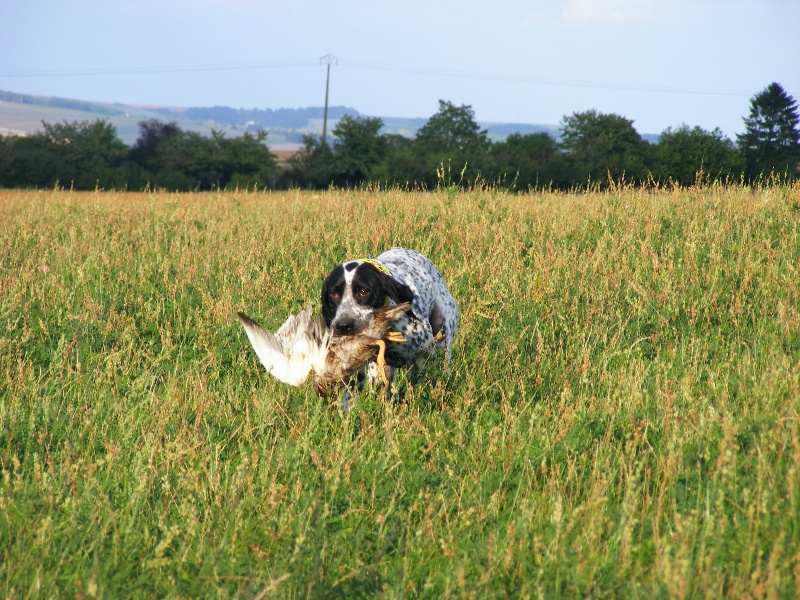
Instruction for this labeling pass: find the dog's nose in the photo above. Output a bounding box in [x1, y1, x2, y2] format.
[333, 319, 355, 335]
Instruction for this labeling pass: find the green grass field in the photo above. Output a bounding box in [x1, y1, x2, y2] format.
[2, 184, 800, 598]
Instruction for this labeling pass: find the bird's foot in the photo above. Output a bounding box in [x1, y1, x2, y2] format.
[385, 331, 407, 343]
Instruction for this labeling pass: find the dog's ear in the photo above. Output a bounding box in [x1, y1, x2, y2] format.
[377, 271, 414, 305]
[321, 266, 344, 327]
[321, 288, 335, 327]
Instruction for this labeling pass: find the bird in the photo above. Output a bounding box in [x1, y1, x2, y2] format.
[238, 302, 412, 399]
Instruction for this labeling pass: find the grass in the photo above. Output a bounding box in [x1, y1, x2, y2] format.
[1, 183, 800, 598]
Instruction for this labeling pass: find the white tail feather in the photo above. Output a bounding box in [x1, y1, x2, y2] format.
[238, 308, 329, 386]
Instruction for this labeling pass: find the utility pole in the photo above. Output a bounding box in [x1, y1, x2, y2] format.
[320, 54, 337, 149]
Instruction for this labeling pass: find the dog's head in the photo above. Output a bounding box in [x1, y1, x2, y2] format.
[321, 260, 413, 336]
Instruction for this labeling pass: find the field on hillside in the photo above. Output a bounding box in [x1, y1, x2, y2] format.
[2, 184, 800, 597]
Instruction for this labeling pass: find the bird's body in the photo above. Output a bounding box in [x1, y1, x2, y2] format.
[238, 302, 411, 398]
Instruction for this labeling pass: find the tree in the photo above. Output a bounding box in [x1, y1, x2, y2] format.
[737, 82, 800, 180]
[169, 130, 222, 190]
[488, 132, 559, 189]
[414, 100, 490, 187]
[370, 134, 424, 187]
[42, 120, 128, 188]
[127, 120, 197, 189]
[218, 130, 278, 190]
[282, 134, 336, 189]
[0, 134, 62, 188]
[416, 100, 488, 155]
[127, 120, 277, 190]
[656, 125, 744, 186]
[0, 119, 127, 189]
[330, 115, 386, 187]
[560, 110, 651, 184]
[128, 119, 181, 175]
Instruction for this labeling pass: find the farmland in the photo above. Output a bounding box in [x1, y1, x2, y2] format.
[2, 184, 800, 597]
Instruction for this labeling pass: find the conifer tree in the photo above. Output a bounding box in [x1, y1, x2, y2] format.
[737, 82, 800, 179]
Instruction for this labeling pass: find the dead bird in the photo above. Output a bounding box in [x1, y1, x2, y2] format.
[237, 302, 411, 398]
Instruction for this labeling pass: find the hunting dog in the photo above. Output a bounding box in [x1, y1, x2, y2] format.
[321, 248, 459, 397]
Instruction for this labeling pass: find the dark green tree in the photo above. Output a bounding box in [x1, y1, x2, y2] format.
[487, 132, 559, 189]
[416, 100, 488, 155]
[413, 100, 490, 187]
[0, 134, 62, 188]
[737, 82, 800, 180]
[218, 130, 278, 190]
[0, 119, 127, 189]
[330, 115, 386, 187]
[128, 119, 182, 174]
[169, 130, 222, 190]
[370, 134, 425, 187]
[125, 120, 178, 188]
[560, 110, 651, 184]
[656, 125, 745, 186]
[282, 134, 336, 189]
[127, 120, 276, 190]
[43, 120, 128, 188]
[0, 135, 8, 178]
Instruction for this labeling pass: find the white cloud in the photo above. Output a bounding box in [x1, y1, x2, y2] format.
[563, 0, 657, 23]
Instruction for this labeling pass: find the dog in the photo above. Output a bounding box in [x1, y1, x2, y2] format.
[321, 248, 459, 396]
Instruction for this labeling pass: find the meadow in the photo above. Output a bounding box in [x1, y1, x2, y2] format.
[1, 183, 800, 598]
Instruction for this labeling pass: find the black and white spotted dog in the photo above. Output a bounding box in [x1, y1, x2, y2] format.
[321, 248, 459, 396]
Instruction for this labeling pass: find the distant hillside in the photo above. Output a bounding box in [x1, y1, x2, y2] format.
[148, 104, 562, 143]
[156, 105, 361, 128]
[0, 89, 604, 148]
[0, 89, 126, 116]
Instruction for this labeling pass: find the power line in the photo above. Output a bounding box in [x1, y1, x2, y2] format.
[0, 60, 317, 78]
[340, 60, 753, 98]
[0, 57, 753, 98]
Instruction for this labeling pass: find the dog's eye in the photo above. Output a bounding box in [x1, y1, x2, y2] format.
[329, 291, 340, 300]
[356, 288, 369, 298]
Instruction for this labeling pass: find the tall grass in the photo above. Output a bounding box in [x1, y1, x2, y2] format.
[1, 183, 799, 597]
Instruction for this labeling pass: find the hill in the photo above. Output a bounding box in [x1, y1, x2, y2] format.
[0, 89, 565, 149]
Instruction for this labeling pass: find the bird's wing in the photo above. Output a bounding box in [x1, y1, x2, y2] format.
[238, 309, 328, 386]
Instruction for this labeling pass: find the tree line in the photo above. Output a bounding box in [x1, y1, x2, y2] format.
[1, 82, 798, 191]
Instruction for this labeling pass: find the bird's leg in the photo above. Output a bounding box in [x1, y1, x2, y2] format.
[374, 339, 391, 386]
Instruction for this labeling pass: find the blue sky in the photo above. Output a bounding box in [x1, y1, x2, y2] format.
[1, 0, 798, 139]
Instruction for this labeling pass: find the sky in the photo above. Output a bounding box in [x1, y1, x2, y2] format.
[1, 0, 798, 140]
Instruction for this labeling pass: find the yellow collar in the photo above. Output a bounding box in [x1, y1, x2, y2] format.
[359, 258, 391, 276]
